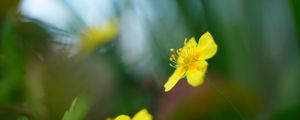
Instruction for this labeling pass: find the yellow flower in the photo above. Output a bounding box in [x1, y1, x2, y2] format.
[107, 109, 152, 120]
[164, 32, 217, 92]
[80, 20, 118, 54]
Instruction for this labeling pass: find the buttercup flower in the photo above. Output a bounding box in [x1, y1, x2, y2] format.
[80, 21, 118, 54]
[164, 32, 217, 92]
[107, 108, 152, 120]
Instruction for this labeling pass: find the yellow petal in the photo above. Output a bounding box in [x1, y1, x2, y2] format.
[114, 115, 131, 120]
[164, 67, 185, 92]
[197, 32, 217, 60]
[186, 61, 208, 87]
[132, 109, 152, 120]
[184, 37, 197, 48]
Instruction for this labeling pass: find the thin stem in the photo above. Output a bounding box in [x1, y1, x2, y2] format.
[206, 78, 245, 120]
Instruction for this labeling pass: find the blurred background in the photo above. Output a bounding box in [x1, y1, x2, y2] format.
[0, 0, 300, 120]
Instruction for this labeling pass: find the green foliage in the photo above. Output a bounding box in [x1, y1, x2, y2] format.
[17, 116, 29, 120]
[270, 104, 300, 120]
[62, 97, 90, 120]
[0, 15, 25, 104]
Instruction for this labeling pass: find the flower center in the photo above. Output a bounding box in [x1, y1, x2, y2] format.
[169, 47, 200, 69]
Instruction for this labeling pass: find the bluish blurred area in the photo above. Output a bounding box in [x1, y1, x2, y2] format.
[0, 0, 299, 120]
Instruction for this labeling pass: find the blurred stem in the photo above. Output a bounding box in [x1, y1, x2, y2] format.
[0, 14, 25, 104]
[289, 0, 300, 53]
[206, 78, 244, 120]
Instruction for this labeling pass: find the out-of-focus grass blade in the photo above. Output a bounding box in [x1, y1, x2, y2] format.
[62, 96, 90, 120]
[289, 0, 300, 48]
[0, 15, 25, 104]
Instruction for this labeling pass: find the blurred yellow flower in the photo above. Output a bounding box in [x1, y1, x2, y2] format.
[164, 32, 217, 92]
[107, 108, 152, 120]
[80, 20, 118, 54]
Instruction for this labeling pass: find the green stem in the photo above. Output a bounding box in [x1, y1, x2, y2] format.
[206, 78, 244, 120]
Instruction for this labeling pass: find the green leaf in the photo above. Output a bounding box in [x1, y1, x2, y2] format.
[62, 96, 90, 120]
